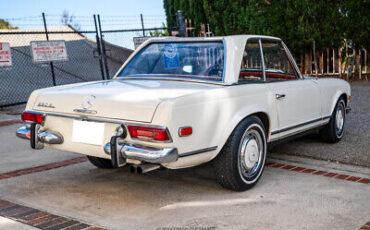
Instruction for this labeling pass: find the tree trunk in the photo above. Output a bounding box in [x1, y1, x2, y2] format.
[300, 54, 304, 73]
[327, 48, 330, 73]
[321, 51, 324, 74]
[309, 50, 312, 74]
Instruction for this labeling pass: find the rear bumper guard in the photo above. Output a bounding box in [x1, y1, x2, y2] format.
[104, 141, 178, 164]
[16, 123, 63, 149]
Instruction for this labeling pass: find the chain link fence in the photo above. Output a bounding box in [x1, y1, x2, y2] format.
[0, 13, 169, 107]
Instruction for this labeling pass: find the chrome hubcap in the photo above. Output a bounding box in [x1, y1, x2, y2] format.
[336, 105, 344, 135]
[239, 129, 263, 178]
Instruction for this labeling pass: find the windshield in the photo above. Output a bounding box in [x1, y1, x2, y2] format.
[118, 41, 225, 81]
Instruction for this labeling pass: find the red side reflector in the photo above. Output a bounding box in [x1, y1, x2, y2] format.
[127, 125, 170, 142]
[179, 127, 192, 136]
[21, 111, 44, 124]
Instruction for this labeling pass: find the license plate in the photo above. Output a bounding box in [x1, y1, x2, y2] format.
[72, 120, 105, 146]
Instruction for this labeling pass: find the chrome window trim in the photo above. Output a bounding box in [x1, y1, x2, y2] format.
[258, 38, 266, 82]
[281, 41, 304, 80]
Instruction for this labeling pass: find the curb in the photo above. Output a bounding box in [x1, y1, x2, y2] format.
[0, 157, 88, 181]
[266, 162, 370, 184]
[0, 119, 22, 127]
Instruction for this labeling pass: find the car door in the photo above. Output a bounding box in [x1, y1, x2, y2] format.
[261, 39, 321, 139]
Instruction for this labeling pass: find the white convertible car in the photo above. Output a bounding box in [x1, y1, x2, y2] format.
[16, 35, 351, 191]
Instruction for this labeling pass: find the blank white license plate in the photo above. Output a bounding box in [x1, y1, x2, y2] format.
[72, 120, 105, 146]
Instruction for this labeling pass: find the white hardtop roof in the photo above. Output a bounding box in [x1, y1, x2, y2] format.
[146, 34, 281, 42]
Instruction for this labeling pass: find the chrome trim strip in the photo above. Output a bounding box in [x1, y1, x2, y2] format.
[270, 116, 331, 135]
[73, 109, 97, 114]
[179, 146, 218, 157]
[43, 112, 126, 124]
[116, 77, 229, 86]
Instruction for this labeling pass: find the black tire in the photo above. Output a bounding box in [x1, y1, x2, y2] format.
[87, 156, 114, 169]
[213, 116, 267, 191]
[320, 98, 346, 143]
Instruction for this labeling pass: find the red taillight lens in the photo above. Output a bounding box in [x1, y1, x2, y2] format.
[21, 111, 44, 124]
[127, 125, 170, 142]
[179, 127, 192, 136]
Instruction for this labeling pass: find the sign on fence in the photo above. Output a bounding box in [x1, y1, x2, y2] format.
[0, 43, 12, 67]
[133, 37, 150, 49]
[30, 40, 68, 63]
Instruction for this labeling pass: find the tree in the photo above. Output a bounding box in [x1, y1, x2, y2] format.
[340, 0, 370, 50]
[61, 10, 80, 30]
[0, 19, 18, 29]
[163, 0, 368, 55]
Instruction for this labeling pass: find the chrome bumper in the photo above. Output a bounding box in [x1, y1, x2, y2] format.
[16, 124, 63, 148]
[104, 142, 178, 164]
[16, 124, 177, 164]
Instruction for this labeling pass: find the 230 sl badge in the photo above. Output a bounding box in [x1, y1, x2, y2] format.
[37, 102, 55, 108]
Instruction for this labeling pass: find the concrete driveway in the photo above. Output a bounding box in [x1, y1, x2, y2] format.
[0, 123, 369, 230]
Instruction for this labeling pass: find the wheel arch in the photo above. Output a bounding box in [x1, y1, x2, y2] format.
[210, 110, 271, 162]
[330, 92, 348, 115]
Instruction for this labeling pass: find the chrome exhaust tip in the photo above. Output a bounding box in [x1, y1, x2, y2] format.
[137, 164, 160, 174]
[130, 165, 137, 173]
[129, 164, 160, 174]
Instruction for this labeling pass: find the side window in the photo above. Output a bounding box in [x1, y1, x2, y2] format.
[261, 40, 297, 81]
[239, 38, 263, 83]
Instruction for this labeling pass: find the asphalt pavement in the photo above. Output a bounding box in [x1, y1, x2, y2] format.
[270, 82, 370, 167]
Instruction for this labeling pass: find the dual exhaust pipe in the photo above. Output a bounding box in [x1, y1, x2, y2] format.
[129, 164, 160, 174]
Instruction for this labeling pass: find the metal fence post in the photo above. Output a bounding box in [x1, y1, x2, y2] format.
[42, 12, 56, 86]
[97, 15, 110, 79]
[140, 14, 145, 36]
[94, 14, 106, 80]
[176, 11, 186, 37]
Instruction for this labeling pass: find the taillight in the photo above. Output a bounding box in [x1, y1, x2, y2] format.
[127, 125, 171, 142]
[21, 111, 44, 124]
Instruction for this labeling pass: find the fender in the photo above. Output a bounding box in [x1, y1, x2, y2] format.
[207, 105, 272, 162]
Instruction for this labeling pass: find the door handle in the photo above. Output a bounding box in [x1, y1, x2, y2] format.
[275, 94, 286, 99]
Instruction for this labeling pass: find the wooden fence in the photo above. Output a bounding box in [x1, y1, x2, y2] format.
[298, 47, 369, 82]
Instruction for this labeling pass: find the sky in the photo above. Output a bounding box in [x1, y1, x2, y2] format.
[0, 0, 167, 49]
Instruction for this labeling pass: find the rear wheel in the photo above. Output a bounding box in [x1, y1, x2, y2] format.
[87, 156, 114, 169]
[213, 116, 267, 191]
[320, 98, 346, 143]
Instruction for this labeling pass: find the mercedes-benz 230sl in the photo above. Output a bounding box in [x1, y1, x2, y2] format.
[16, 35, 351, 190]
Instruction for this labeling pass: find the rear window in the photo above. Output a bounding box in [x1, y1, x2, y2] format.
[118, 41, 225, 81]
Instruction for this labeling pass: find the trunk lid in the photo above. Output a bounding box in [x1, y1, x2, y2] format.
[32, 79, 220, 122]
